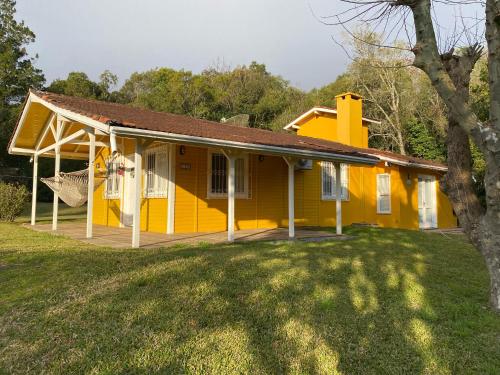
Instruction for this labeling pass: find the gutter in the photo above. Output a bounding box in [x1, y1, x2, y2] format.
[373, 154, 448, 172]
[110, 126, 379, 166]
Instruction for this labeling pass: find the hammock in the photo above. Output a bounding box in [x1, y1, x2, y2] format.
[41, 170, 105, 208]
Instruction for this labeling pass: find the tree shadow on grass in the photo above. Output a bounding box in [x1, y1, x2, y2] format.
[1, 226, 499, 374]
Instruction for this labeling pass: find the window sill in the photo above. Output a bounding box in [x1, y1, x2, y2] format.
[321, 197, 349, 202]
[104, 196, 120, 200]
[207, 195, 250, 200]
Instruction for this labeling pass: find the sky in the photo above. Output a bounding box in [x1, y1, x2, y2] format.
[15, 0, 485, 91]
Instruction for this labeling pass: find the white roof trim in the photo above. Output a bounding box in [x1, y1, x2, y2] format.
[370, 153, 448, 172]
[111, 126, 379, 166]
[8, 91, 111, 156]
[8, 92, 379, 166]
[284, 107, 381, 130]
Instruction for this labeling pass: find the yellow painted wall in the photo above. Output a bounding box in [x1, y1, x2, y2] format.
[93, 140, 170, 234]
[293, 92, 457, 230]
[174, 146, 287, 233]
[92, 90, 458, 234]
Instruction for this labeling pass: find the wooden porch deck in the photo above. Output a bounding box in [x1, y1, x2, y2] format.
[26, 223, 340, 248]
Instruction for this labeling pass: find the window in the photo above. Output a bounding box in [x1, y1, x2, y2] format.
[105, 158, 121, 199]
[208, 151, 249, 198]
[144, 145, 169, 198]
[321, 162, 348, 200]
[377, 173, 391, 214]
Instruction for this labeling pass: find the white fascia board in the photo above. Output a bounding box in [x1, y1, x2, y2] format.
[373, 154, 448, 172]
[30, 93, 110, 133]
[8, 96, 32, 154]
[111, 126, 379, 166]
[9, 92, 111, 156]
[283, 107, 381, 131]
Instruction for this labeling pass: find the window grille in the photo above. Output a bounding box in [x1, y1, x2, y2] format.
[321, 162, 349, 200]
[208, 151, 248, 198]
[105, 158, 121, 199]
[144, 145, 169, 198]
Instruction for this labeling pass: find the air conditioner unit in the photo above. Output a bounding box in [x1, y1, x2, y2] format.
[295, 159, 313, 170]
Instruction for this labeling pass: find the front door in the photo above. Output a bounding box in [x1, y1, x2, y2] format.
[418, 175, 437, 229]
[122, 154, 135, 227]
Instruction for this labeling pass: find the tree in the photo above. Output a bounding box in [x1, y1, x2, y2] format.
[329, 0, 500, 312]
[118, 62, 302, 130]
[47, 71, 118, 101]
[345, 30, 416, 154]
[0, 0, 44, 168]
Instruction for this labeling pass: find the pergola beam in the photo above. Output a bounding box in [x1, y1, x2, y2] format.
[36, 129, 86, 156]
[35, 113, 56, 151]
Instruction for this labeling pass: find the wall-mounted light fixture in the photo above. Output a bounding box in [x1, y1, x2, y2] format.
[179, 145, 186, 155]
[406, 173, 412, 186]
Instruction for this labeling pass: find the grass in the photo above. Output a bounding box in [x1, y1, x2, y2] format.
[0, 222, 499, 374]
[16, 202, 87, 223]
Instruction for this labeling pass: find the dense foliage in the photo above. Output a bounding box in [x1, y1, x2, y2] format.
[0, 182, 29, 221]
[0, 0, 44, 169]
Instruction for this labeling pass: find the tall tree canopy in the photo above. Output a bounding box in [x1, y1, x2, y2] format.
[117, 62, 303, 129]
[0, 0, 44, 167]
[47, 70, 118, 101]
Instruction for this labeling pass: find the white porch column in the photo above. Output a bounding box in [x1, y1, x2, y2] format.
[167, 144, 176, 234]
[86, 128, 95, 238]
[283, 157, 296, 239]
[335, 162, 342, 235]
[132, 139, 143, 248]
[30, 155, 38, 226]
[52, 145, 60, 231]
[227, 155, 235, 242]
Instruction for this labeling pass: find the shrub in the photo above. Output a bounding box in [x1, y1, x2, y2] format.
[0, 182, 30, 222]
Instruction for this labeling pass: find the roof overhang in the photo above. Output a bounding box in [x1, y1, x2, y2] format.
[8, 91, 111, 159]
[284, 107, 381, 131]
[111, 126, 379, 166]
[9, 91, 379, 166]
[371, 153, 448, 172]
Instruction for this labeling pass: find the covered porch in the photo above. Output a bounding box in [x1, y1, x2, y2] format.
[26, 222, 341, 248]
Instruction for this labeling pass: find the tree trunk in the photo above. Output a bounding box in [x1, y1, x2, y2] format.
[406, 0, 500, 312]
[440, 121, 484, 245]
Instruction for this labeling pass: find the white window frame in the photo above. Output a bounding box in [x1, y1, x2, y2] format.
[376, 173, 392, 214]
[207, 150, 249, 199]
[143, 144, 169, 199]
[321, 162, 349, 201]
[104, 156, 121, 200]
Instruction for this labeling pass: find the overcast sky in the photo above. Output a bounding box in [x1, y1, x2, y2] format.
[16, 0, 485, 91]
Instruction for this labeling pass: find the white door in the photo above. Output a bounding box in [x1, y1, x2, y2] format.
[122, 154, 135, 227]
[418, 175, 437, 229]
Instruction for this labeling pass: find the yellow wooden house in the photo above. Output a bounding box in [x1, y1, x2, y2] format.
[8, 90, 457, 247]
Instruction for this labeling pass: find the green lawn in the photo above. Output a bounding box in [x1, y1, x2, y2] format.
[0, 223, 499, 374]
[16, 202, 87, 223]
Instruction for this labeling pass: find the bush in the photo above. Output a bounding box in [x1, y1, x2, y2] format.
[0, 182, 30, 222]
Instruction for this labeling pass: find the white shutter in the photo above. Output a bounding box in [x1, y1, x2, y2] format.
[144, 145, 169, 198]
[341, 164, 349, 200]
[377, 174, 391, 214]
[322, 162, 348, 200]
